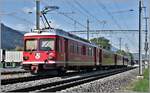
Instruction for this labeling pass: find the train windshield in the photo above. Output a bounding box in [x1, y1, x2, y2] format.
[39, 38, 55, 51]
[25, 39, 38, 51]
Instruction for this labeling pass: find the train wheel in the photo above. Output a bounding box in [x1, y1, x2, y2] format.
[31, 65, 39, 74]
[57, 68, 66, 76]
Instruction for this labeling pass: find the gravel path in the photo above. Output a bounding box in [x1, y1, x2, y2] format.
[60, 68, 139, 93]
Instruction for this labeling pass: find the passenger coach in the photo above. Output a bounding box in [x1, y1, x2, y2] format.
[22, 29, 129, 74]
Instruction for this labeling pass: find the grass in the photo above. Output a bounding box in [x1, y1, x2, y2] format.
[0, 63, 3, 68]
[132, 68, 149, 92]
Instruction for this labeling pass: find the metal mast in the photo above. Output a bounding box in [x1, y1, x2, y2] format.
[36, 0, 40, 30]
[119, 37, 122, 51]
[139, 0, 142, 75]
[87, 19, 89, 41]
[144, 17, 149, 62]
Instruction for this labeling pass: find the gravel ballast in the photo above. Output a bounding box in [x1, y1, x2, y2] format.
[0, 70, 104, 92]
[61, 68, 139, 93]
[0, 70, 111, 92]
[1, 68, 138, 92]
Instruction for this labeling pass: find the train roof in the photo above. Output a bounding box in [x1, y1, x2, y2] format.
[24, 29, 99, 47]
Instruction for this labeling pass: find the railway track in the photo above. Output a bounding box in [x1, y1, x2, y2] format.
[1, 74, 54, 85]
[8, 67, 135, 92]
[1, 70, 80, 85]
[1, 70, 29, 75]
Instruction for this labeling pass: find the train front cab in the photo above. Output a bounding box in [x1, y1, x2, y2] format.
[22, 35, 59, 73]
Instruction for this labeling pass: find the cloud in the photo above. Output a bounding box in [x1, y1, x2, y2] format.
[13, 23, 34, 32]
[100, 0, 130, 4]
[13, 24, 27, 31]
[112, 0, 130, 2]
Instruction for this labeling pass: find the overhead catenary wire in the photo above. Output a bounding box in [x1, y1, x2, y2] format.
[39, 0, 144, 53]
[42, 0, 88, 28]
[64, 0, 88, 17]
[27, 0, 75, 29]
[58, 12, 87, 29]
[95, 0, 122, 30]
[73, 0, 102, 23]
[113, 0, 129, 29]
[46, 12, 76, 29]
[5, 13, 35, 26]
[41, 0, 87, 29]
[112, 0, 137, 50]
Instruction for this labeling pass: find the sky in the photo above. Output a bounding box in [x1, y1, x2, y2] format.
[0, 0, 149, 53]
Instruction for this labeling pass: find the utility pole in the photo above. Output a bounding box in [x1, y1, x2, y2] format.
[148, 0, 150, 91]
[139, 0, 142, 76]
[119, 37, 122, 51]
[125, 43, 129, 53]
[36, 0, 40, 30]
[125, 43, 130, 65]
[74, 20, 76, 31]
[144, 17, 149, 64]
[87, 19, 90, 41]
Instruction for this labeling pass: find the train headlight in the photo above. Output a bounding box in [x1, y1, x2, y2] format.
[23, 56, 29, 60]
[48, 56, 53, 60]
[48, 52, 55, 60]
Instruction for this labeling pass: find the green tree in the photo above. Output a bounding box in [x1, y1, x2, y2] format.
[90, 37, 111, 50]
[116, 50, 133, 59]
[116, 50, 127, 56]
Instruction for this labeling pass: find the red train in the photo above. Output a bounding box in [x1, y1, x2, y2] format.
[22, 29, 129, 74]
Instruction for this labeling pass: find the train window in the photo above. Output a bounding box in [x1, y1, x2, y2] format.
[77, 45, 79, 54]
[78, 45, 81, 55]
[88, 47, 91, 56]
[86, 47, 89, 56]
[72, 43, 75, 53]
[92, 48, 94, 56]
[73, 44, 75, 53]
[72, 44, 74, 53]
[70, 43, 73, 53]
[87, 47, 89, 56]
[82, 46, 86, 55]
[89, 47, 92, 56]
[74, 44, 77, 54]
[80, 46, 82, 55]
[39, 38, 55, 51]
[25, 39, 38, 51]
[58, 39, 62, 52]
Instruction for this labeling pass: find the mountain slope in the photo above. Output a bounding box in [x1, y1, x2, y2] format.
[1, 23, 23, 50]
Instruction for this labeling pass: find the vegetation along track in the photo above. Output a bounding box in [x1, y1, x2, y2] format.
[8, 67, 135, 92]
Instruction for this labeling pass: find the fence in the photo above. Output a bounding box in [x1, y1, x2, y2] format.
[0, 50, 23, 68]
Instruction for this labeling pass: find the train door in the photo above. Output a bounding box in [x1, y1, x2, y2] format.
[114, 54, 117, 65]
[94, 47, 97, 66]
[123, 57, 125, 65]
[99, 49, 102, 65]
[64, 38, 68, 67]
